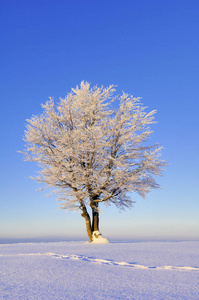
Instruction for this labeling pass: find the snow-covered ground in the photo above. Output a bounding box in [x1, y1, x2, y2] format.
[0, 241, 198, 299]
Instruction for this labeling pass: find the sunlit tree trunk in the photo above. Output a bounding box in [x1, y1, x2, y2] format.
[81, 202, 102, 242]
[91, 202, 99, 232]
[80, 204, 93, 242]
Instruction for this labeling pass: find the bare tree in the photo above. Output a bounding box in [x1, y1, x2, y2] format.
[22, 81, 166, 242]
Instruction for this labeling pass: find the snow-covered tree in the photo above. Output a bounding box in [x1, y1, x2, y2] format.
[23, 81, 166, 243]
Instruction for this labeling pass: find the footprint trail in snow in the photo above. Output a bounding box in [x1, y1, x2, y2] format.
[50, 253, 199, 271]
[1, 252, 197, 271]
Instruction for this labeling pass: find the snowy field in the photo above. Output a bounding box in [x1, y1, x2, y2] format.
[0, 241, 198, 299]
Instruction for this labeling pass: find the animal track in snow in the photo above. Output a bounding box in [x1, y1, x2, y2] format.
[49, 253, 199, 271]
[1, 252, 198, 271]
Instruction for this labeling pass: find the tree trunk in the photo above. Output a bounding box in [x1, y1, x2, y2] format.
[91, 202, 99, 232]
[81, 202, 108, 243]
[80, 203, 93, 242]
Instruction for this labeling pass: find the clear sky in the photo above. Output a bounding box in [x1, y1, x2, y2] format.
[0, 0, 199, 242]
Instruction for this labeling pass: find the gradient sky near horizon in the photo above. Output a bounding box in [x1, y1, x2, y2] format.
[0, 0, 199, 242]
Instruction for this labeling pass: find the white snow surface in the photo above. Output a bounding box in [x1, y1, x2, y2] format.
[0, 241, 198, 299]
[92, 231, 109, 244]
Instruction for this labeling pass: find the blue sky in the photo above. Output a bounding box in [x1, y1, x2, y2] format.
[0, 0, 199, 242]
